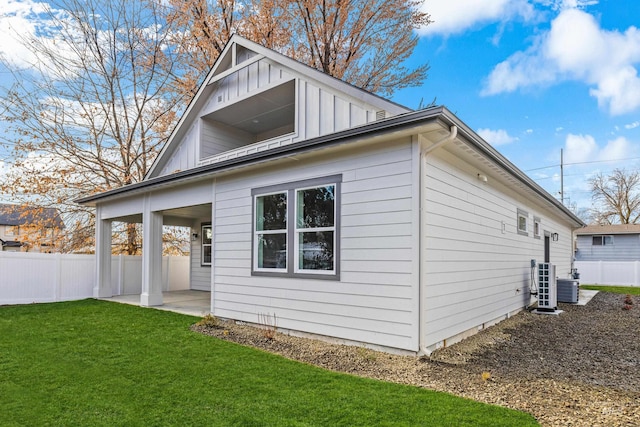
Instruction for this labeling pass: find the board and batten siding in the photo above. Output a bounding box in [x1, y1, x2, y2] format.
[159, 121, 200, 176]
[161, 57, 386, 173]
[575, 234, 640, 261]
[422, 149, 574, 350]
[211, 139, 418, 351]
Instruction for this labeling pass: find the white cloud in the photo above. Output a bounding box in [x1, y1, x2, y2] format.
[418, 0, 538, 36]
[625, 121, 640, 129]
[482, 7, 640, 115]
[564, 133, 634, 164]
[0, 0, 55, 68]
[477, 128, 518, 145]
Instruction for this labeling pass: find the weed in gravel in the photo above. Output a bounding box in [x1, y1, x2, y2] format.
[258, 312, 277, 340]
[196, 313, 219, 328]
[481, 371, 492, 383]
[357, 347, 378, 362]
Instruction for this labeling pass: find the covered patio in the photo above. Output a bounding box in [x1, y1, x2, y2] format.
[103, 290, 211, 317]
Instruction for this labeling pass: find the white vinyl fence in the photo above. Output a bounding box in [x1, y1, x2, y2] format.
[575, 261, 640, 287]
[0, 252, 190, 305]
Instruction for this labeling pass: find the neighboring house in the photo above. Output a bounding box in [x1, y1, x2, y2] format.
[575, 224, 640, 261]
[0, 204, 64, 252]
[77, 35, 584, 354]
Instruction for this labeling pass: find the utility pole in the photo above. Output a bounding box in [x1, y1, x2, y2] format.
[560, 148, 564, 205]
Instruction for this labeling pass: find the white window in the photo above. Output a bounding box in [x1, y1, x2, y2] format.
[517, 209, 529, 236]
[201, 224, 212, 266]
[254, 192, 288, 272]
[295, 185, 336, 274]
[533, 217, 541, 239]
[252, 176, 340, 279]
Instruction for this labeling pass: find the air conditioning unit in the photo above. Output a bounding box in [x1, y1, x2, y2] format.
[537, 263, 557, 310]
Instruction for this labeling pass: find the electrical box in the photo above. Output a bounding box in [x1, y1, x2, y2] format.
[537, 263, 557, 310]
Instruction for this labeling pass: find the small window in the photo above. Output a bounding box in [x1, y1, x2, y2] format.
[202, 224, 212, 266]
[533, 217, 541, 239]
[517, 209, 528, 236]
[592, 235, 613, 246]
[5, 226, 17, 236]
[252, 175, 341, 279]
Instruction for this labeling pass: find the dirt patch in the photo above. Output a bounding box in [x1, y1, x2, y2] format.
[192, 292, 640, 426]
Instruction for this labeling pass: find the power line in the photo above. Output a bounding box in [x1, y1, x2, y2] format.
[525, 156, 640, 172]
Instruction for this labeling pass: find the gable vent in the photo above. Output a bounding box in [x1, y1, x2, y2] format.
[376, 111, 386, 120]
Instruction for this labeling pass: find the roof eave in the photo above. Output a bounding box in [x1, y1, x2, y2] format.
[437, 108, 586, 229]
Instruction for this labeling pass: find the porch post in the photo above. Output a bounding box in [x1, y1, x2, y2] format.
[140, 201, 163, 306]
[94, 206, 113, 298]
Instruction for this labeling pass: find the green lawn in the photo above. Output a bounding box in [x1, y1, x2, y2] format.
[581, 284, 640, 295]
[0, 300, 537, 426]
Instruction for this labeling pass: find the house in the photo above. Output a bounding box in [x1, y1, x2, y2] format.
[77, 35, 584, 354]
[574, 224, 640, 261]
[0, 203, 64, 252]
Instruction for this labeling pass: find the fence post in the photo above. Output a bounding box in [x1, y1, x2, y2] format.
[54, 253, 62, 302]
[117, 254, 124, 295]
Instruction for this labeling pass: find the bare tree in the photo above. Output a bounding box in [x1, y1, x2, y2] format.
[162, 0, 431, 97]
[0, 0, 185, 253]
[589, 169, 640, 224]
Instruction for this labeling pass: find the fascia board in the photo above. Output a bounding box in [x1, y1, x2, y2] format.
[76, 107, 445, 206]
[437, 108, 586, 228]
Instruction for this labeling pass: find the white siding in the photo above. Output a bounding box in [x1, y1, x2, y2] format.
[211, 139, 419, 351]
[159, 121, 199, 176]
[200, 120, 252, 159]
[194, 60, 385, 167]
[294, 80, 378, 143]
[190, 219, 211, 291]
[422, 150, 574, 350]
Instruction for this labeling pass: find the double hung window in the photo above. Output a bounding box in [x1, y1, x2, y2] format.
[253, 175, 340, 279]
[202, 224, 212, 265]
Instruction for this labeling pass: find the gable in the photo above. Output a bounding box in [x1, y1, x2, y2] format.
[147, 35, 411, 179]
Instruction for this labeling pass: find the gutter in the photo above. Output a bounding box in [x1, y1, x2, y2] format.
[76, 107, 447, 206]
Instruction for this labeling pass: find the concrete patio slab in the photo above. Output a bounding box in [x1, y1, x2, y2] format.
[102, 290, 211, 317]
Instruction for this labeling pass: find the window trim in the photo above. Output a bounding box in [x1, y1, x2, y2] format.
[517, 208, 529, 236]
[251, 175, 341, 280]
[592, 235, 613, 246]
[533, 216, 541, 239]
[201, 223, 212, 266]
[253, 190, 288, 274]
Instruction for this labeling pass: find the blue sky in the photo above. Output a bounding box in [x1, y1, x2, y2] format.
[1, 0, 640, 214]
[393, 0, 640, 212]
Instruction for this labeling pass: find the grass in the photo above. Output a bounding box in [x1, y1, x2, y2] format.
[0, 300, 538, 427]
[581, 285, 640, 295]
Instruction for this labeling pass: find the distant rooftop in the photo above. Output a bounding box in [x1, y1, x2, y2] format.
[0, 204, 64, 229]
[575, 224, 640, 235]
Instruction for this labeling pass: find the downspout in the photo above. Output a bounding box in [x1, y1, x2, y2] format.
[418, 125, 458, 355]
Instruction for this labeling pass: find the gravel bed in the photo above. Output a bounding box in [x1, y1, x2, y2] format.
[192, 292, 640, 426]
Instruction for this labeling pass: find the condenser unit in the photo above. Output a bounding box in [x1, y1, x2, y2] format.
[537, 262, 557, 311]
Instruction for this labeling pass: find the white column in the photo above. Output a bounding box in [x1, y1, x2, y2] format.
[210, 181, 216, 314]
[140, 200, 163, 306]
[94, 206, 113, 298]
